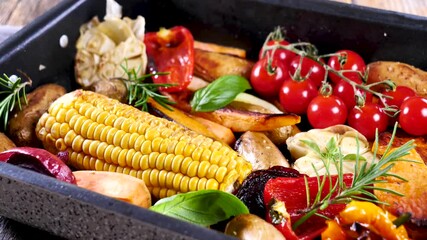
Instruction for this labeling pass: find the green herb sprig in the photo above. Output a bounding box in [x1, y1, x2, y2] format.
[0, 73, 31, 130]
[117, 63, 175, 112]
[292, 125, 415, 229]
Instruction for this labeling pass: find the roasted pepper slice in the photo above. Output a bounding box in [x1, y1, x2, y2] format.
[144, 26, 194, 92]
[264, 174, 353, 238]
[0, 147, 76, 184]
[321, 200, 409, 240]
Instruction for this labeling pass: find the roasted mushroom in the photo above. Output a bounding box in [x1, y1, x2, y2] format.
[235, 131, 290, 171]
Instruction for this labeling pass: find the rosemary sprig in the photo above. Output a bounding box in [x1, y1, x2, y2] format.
[0, 74, 31, 130]
[117, 63, 175, 112]
[292, 124, 415, 229]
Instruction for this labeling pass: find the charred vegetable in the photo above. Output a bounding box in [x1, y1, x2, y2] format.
[235, 166, 301, 218]
[194, 49, 254, 82]
[149, 99, 235, 145]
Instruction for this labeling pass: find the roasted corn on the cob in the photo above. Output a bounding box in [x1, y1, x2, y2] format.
[36, 90, 252, 198]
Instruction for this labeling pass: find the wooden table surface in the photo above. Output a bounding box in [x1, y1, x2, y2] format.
[0, 0, 427, 26]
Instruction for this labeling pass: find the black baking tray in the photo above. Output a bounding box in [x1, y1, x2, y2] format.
[1, 0, 427, 239]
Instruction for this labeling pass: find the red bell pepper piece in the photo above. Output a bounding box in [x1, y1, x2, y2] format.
[0, 147, 76, 184]
[264, 174, 354, 239]
[144, 26, 194, 92]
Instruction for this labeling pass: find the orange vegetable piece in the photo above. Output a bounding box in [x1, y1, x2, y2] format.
[73, 171, 151, 208]
[339, 201, 409, 240]
[321, 220, 346, 240]
[148, 98, 235, 145]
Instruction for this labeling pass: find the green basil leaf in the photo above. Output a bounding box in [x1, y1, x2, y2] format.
[190, 75, 251, 112]
[149, 190, 249, 226]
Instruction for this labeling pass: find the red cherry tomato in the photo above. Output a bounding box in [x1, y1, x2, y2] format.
[333, 79, 373, 111]
[259, 40, 296, 66]
[347, 103, 388, 140]
[399, 96, 427, 136]
[327, 50, 366, 84]
[279, 78, 317, 115]
[289, 56, 326, 88]
[381, 86, 417, 125]
[381, 86, 417, 108]
[307, 95, 347, 128]
[250, 57, 288, 98]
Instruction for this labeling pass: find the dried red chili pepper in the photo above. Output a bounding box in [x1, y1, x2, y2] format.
[0, 147, 76, 184]
[264, 174, 353, 239]
[144, 26, 194, 92]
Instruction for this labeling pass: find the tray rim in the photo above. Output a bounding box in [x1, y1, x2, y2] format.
[1, 0, 427, 238]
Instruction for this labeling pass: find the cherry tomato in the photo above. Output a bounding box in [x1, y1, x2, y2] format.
[333, 79, 373, 111]
[250, 57, 288, 98]
[259, 40, 296, 66]
[381, 86, 417, 108]
[381, 86, 417, 125]
[289, 56, 326, 88]
[307, 95, 347, 128]
[399, 96, 427, 136]
[347, 103, 388, 140]
[279, 78, 317, 115]
[327, 50, 366, 84]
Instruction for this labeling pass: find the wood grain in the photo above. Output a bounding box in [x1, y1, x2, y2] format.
[0, 0, 426, 27]
[0, 0, 61, 26]
[333, 0, 427, 17]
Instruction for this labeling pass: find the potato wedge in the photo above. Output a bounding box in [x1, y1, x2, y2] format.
[367, 61, 427, 97]
[8, 83, 66, 147]
[73, 170, 151, 208]
[194, 49, 254, 82]
[235, 131, 290, 171]
[193, 107, 300, 132]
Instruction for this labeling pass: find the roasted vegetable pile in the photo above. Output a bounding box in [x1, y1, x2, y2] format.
[1, 1, 427, 239]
